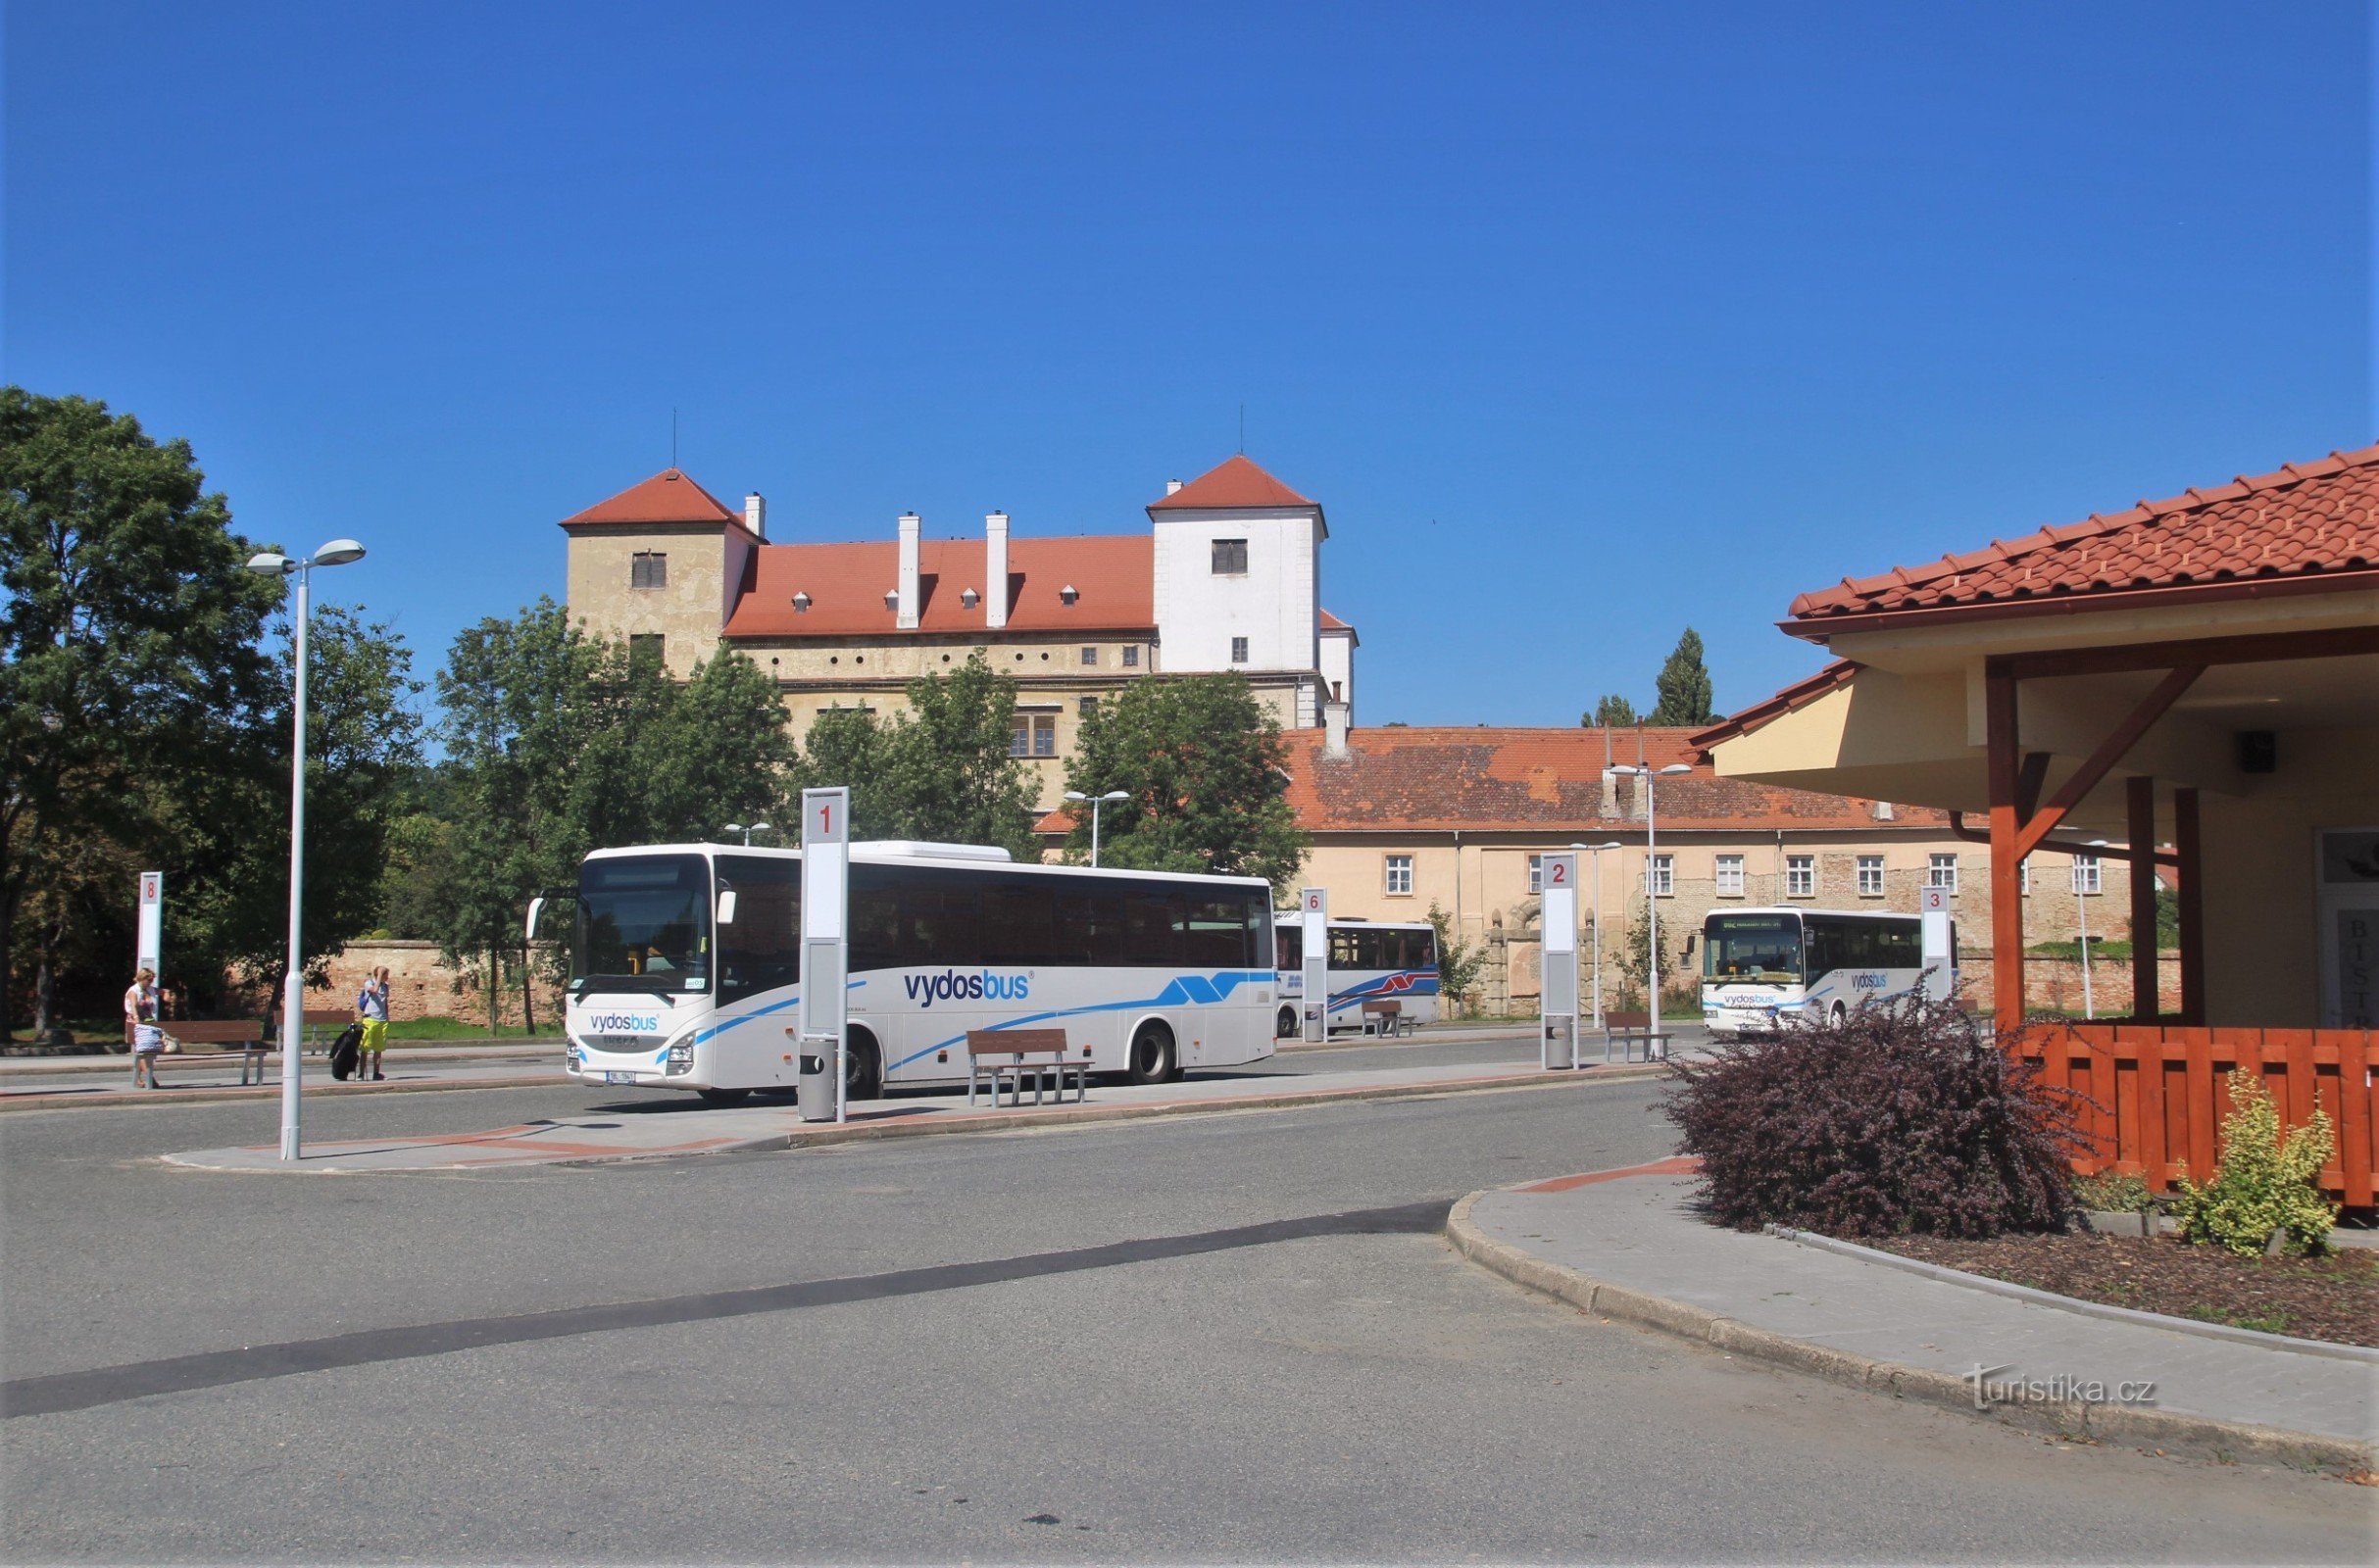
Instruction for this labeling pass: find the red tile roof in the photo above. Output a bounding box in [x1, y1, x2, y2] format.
[1787, 444, 2379, 627]
[1275, 726, 1943, 834]
[721, 535, 1155, 638]
[562, 468, 747, 528]
[1686, 660, 1858, 755]
[1318, 609, 1354, 632]
[1148, 455, 1316, 512]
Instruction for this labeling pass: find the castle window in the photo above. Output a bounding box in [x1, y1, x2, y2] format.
[1212, 539, 1248, 575]
[630, 552, 668, 589]
[1715, 855, 1745, 897]
[1230, 636, 1249, 663]
[1121, 646, 1140, 668]
[1384, 856, 1413, 897]
[1078, 697, 1099, 717]
[1786, 855, 1814, 898]
[1011, 712, 1057, 759]
[1858, 856, 1885, 897]
[1080, 646, 1098, 665]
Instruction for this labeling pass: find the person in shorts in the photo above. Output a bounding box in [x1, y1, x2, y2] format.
[357, 966, 391, 1081]
[124, 967, 164, 1089]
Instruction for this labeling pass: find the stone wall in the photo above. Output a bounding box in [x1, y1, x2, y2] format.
[278, 940, 566, 1029]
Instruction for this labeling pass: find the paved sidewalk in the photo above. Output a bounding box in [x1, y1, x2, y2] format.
[1450, 1162, 2376, 1473]
[0, 1050, 559, 1108]
[163, 1057, 1656, 1173]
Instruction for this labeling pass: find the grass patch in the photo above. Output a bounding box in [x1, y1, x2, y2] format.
[383, 1016, 549, 1041]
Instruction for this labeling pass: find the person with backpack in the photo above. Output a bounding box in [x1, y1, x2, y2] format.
[356, 966, 391, 1081]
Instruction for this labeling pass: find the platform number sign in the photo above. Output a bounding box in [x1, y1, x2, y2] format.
[1300, 886, 1329, 1043]
[799, 786, 851, 1122]
[1540, 854, 1580, 1069]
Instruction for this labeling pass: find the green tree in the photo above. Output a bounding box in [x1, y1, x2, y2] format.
[799, 708, 901, 839]
[1426, 901, 1483, 1019]
[1, 388, 282, 1036]
[1648, 627, 1717, 726]
[877, 656, 1040, 857]
[1617, 906, 1689, 1014]
[1587, 693, 1638, 727]
[1062, 674, 1307, 892]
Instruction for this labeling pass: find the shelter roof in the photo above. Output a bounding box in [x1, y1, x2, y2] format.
[1786, 443, 2379, 628]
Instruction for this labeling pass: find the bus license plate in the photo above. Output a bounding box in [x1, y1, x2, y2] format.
[604, 1072, 641, 1085]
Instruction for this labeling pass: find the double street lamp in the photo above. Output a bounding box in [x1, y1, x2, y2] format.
[1064, 790, 1129, 866]
[1609, 763, 1692, 1021]
[724, 821, 773, 846]
[245, 538, 368, 1162]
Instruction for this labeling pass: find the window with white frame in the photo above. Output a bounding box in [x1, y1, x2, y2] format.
[1384, 855, 1413, 896]
[1785, 854, 1814, 898]
[1651, 854, 1674, 897]
[1715, 854, 1745, 897]
[1527, 855, 1545, 895]
[2070, 855, 2101, 895]
[1927, 854, 1958, 894]
[1857, 856, 1885, 897]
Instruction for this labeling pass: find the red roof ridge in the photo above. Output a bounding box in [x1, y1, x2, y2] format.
[1147, 455, 1316, 512]
[1786, 441, 2379, 620]
[562, 467, 746, 528]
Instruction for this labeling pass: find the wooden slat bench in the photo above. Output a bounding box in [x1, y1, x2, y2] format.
[301, 1007, 352, 1055]
[1360, 999, 1411, 1038]
[156, 1020, 273, 1085]
[964, 1029, 1087, 1108]
[1601, 1009, 1672, 1064]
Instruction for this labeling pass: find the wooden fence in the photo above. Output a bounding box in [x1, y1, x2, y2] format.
[2013, 1023, 2378, 1207]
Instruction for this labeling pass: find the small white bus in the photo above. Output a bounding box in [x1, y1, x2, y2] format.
[1700, 906, 1951, 1039]
[552, 842, 1278, 1103]
[1272, 918, 1441, 1038]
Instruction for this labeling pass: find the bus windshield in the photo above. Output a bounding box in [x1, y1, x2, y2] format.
[575, 855, 713, 996]
[1704, 914, 1802, 984]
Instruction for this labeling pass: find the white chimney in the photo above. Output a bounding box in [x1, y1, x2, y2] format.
[984, 511, 1010, 629]
[896, 512, 921, 629]
[743, 492, 766, 539]
[1165, 479, 1184, 495]
[1323, 701, 1351, 759]
[1601, 767, 1621, 818]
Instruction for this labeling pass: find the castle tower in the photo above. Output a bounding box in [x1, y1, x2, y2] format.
[560, 468, 763, 679]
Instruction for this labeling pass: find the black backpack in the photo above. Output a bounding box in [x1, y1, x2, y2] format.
[328, 1022, 364, 1081]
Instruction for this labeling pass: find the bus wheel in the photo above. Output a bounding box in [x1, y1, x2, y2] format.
[698, 1087, 751, 1106]
[844, 1028, 884, 1103]
[1276, 1005, 1298, 1040]
[1126, 1023, 1174, 1086]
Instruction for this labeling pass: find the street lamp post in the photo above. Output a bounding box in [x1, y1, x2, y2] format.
[1570, 841, 1625, 1030]
[246, 539, 368, 1162]
[723, 821, 772, 846]
[1611, 764, 1692, 1024]
[1064, 790, 1129, 866]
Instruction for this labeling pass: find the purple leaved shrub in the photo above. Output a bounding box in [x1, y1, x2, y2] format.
[1663, 997, 2084, 1238]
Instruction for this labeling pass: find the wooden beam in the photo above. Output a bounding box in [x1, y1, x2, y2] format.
[1986, 668, 2026, 1030]
[2016, 751, 2052, 823]
[1991, 623, 2379, 681]
[2175, 787, 2206, 1026]
[2013, 665, 2203, 860]
[2128, 774, 2159, 1023]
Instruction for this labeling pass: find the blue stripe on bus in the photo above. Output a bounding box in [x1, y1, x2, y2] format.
[1325, 970, 1441, 1007]
[685, 976, 868, 1052]
[887, 969, 1275, 1072]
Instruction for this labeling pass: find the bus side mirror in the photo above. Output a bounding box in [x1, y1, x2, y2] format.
[717, 889, 739, 926]
[524, 897, 545, 946]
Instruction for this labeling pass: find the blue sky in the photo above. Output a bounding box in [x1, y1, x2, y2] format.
[8, 2, 2370, 727]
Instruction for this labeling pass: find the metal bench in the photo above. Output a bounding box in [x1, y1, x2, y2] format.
[1360, 999, 1412, 1037]
[1600, 1009, 1672, 1064]
[964, 1029, 1088, 1108]
[156, 1020, 273, 1085]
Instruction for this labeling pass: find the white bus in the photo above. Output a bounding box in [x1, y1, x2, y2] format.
[552, 842, 1279, 1103]
[1271, 917, 1442, 1038]
[1699, 906, 1952, 1039]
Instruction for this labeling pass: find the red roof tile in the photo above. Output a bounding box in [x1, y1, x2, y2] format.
[1148, 455, 1316, 512]
[722, 535, 1154, 638]
[1274, 726, 1941, 834]
[562, 468, 746, 527]
[1318, 609, 1354, 632]
[1787, 444, 2379, 625]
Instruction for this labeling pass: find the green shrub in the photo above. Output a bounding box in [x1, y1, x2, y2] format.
[2071, 1170, 2156, 1214]
[2173, 1070, 2337, 1256]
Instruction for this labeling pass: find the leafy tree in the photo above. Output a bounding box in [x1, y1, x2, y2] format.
[797, 657, 1038, 857]
[1, 389, 281, 1036]
[1062, 674, 1307, 891]
[1617, 905, 1689, 1014]
[1426, 901, 1483, 1019]
[1648, 627, 1716, 726]
[1587, 694, 1638, 727]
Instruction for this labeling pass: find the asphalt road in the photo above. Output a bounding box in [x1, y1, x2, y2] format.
[3, 1072, 2368, 1563]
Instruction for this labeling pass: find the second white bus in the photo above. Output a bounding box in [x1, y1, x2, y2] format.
[553, 842, 1279, 1102]
[1272, 918, 1442, 1038]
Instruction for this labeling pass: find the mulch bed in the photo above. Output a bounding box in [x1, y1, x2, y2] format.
[1863, 1231, 2378, 1348]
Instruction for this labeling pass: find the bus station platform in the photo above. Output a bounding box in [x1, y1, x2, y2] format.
[158, 1054, 1660, 1174]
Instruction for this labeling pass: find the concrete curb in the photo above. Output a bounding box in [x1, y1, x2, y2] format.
[158, 1065, 1671, 1173]
[1443, 1190, 2375, 1476]
[1766, 1224, 2379, 1366]
[1, 1074, 557, 1113]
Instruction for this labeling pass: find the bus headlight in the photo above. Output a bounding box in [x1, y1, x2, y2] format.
[666, 1038, 695, 1076]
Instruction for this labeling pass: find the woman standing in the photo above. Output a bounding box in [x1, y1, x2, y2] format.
[124, 967, 164, 1089]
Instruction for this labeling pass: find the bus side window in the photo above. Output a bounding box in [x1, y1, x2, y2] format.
[1276, 921, 1302, 970]
[1125, 891, 1181, 967]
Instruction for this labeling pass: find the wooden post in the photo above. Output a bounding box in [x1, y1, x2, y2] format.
[2174, 787, 2205, 1026]
[2127, 774, 2158, 1022]
[1986, 666, 2026, 1030]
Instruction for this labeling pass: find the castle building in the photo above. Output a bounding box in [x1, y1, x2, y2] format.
[561, 455, 1357, 807]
